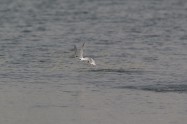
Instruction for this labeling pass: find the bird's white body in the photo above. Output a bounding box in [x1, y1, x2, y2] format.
[79, 57, 90, 61]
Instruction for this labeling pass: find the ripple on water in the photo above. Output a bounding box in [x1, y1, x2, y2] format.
[114, 84, 187, 93]
[87, 68, 146, 75]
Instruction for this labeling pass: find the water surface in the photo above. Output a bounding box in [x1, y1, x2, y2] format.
[0, 0, 187, 124]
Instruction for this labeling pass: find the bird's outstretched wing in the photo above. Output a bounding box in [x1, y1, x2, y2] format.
[74, 45, 78, 57]
[89, 58, 96, 66]
[80, 42, 85, 59]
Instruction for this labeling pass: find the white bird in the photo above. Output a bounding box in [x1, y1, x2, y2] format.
[79, 42, 96, 66]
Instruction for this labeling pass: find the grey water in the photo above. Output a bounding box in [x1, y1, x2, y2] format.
[0, 0, 187, 123]
[0, 0, 187, 92]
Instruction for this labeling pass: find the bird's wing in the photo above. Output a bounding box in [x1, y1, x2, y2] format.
[80, 42, 85, 58]
[90, 58, 96, 65]
[74, 45, 78, 57]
